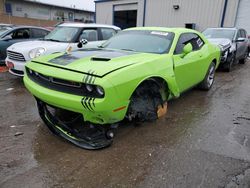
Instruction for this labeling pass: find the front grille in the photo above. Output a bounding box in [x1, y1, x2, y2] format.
[26, 67, 103, 98]
[7, 51, 25, 61]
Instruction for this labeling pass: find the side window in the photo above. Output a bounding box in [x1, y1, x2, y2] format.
[240, 30, 246, 38]
[236, 30, 241, 39]
[101, 28, 116, 40]
[31, 29, 49, 38]
[12, 29, 30, 39]
[175, 33, 204, 54]
[79, 29, 98, 42]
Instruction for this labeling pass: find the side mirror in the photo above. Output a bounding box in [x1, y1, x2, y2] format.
[182, 43, 193, 56]
[77, 39, 88, 48]
[236, 37, 245, 42]
[2, 35, 12, 41]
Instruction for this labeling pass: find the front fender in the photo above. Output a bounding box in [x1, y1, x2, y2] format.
[105, 56, 180, 102]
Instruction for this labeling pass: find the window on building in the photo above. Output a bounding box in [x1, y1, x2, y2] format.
[5, 3, 12, 14]
[55, 11, 65, 21]
[68, 12, 74, 21]
[16, 7, 22, 12]
[101, 28, 116, 40]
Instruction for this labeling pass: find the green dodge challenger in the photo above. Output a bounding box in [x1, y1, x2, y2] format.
[23, 27, 221, 149]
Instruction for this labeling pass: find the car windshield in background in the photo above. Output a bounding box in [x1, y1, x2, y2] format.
[203, 29, 235, 40]
[44, 26, 80, 42]
[0, 27, 12, 37]
[101, 30, 174, 54]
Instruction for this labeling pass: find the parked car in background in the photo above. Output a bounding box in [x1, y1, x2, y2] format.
[0, 24, 15, 33]
[44, 27, 54, 31]
[23, 27, 220, 149]
[6, 23, 120, 76]
[0, 26, 50, 65]
[248, 35, 250, 57]
[203, 27, 249, 72]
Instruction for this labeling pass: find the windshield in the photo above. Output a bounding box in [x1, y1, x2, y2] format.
[203, 29, 235, 40]
[44, 26, 80, 42]
[0, 27, 12, 37]
[101, 30, 174, 54]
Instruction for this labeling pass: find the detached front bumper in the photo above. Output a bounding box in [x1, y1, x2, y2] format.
[36, 99, 113, 150]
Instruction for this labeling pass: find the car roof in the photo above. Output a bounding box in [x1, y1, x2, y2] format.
[0, 23, 15, 26]
[204, 27, 241, 31]
[9, 26, 50, 31]
[58, 22, 121, 30]
[125, 27, 201, 34]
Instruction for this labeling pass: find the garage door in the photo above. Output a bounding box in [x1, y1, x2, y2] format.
[235, 0, 250, 34]
[113, 3, 138, 29]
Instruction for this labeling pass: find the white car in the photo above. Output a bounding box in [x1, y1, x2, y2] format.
[5, 23, 120, 76]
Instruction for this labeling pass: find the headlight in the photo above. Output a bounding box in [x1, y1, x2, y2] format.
[86, 84, 94, 92]
[96, 86, 104, 96]
[222, 50, 228, 57]
[84, 84, 105, 98]
[29, 47, 46, 59]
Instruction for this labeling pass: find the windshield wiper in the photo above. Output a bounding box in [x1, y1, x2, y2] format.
[98, 45, 104, 48]
[120, 48, 136, 52]
[43, 38, 61, 42]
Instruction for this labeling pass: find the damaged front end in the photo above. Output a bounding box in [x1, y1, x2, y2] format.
[36, 99, 114, 150]
[208, 38, 232, 63]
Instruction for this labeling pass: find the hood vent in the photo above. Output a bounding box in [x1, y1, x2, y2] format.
[91, 57, 111, 62]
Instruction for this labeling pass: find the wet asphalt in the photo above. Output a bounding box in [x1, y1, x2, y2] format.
[0, 61, 250, 188]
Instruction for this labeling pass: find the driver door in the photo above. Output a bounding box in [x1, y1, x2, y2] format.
[173, 33, 206, 92]
[235, 29, 248, 59]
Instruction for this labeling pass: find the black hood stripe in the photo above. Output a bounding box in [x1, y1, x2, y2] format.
[88, 71, 95, 84]
[48, 49, 137, 66]
[31, 61, 134, 78]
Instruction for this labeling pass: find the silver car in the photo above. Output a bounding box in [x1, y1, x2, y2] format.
[203, 27, 249, 72]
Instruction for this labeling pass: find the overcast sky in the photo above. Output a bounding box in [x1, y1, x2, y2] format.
[28, 0, 95, 12]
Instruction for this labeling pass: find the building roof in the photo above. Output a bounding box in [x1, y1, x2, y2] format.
[24, 0, 95, 13]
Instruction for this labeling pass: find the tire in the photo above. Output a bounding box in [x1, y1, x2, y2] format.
[199, 62, 216, 90]
[239, 50, 248, 64]
[128, 82, 164, 122]
[224, 53, 235, 72]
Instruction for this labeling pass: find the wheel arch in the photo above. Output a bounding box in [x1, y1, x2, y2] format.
[212, 58, 219, 68]
[129, 76, 171, 102]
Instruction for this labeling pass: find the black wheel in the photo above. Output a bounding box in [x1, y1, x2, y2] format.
[128, 82, 164, 122]
[239, 50, 248, 64]
[224, 53, 235, 72]
[199, 62, 216, 90]
[105, 129, 115, 139]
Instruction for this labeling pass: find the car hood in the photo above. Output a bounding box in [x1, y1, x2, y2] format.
[31, 48, 161, 77]
[8, 40, 69, 53]
[207, 38, 231, 51]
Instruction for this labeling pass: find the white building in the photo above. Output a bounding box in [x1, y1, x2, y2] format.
[4, 0, 95, 22]
[95, 0, 250, 33]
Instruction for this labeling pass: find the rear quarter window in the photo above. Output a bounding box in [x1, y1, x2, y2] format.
[101, 28, 117, 40]
[31, 29, 50, 38]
